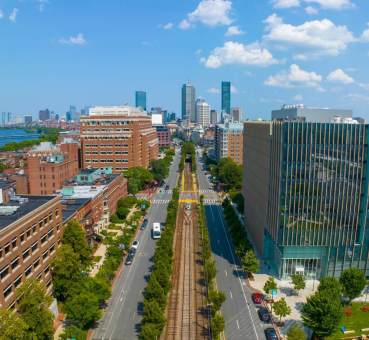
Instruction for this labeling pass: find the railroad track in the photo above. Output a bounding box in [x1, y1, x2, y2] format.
[163, 162, 210, 340]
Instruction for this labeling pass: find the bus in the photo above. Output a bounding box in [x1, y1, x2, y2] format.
[152, 223, 161, 239]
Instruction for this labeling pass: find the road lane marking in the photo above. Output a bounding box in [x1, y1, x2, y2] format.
[225, 270, 227, 277]
[236, 320, 240, 329]
[230, 291, 233, 299]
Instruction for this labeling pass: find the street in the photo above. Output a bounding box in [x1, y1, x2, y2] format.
[196, 150, 267, 340]
[92, 149, 181, 340]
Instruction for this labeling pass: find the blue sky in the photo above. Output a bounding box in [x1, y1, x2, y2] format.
[1, 0, 369, 120]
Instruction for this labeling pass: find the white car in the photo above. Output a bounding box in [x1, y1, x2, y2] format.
[131, 240, 139, 250]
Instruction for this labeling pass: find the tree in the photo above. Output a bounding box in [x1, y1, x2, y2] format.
[241, 250, 259, 279]
[318, 277, 342, 299]
[150, 159, 168, 184]
[0, 308, 28, 340]
[51, 244, 84, 301]
[208, 290, 226, 315]
[64, 291, 101, 329]
[340, 268, 366, 303]
[273, 297, 291, 322]
[142, 300, 165, 331]
[85, 277, 111, 302]
[140, 322, 161, 340]
[144, 276, 166, 309]
[287, 324, 307, 340]
[60, 326, 87, 340]
[15, 278, 54, 340]
[62, 220, 92, 268]
[217, 157, 243, 191]
[211, 314, 225, 338]
[264, 277, 278, 295]
[301, 291, 342, 339]
[291, 274, 306, 295]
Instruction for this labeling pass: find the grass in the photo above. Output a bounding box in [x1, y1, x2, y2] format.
[327, 303, 369, 340]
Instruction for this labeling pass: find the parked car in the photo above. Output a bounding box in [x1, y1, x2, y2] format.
[185, 203, 191, 210]
[141, 219, 148, 230]
[264, 327, 278, 340]
[125, 251, 135, 265]
[252, 292, 263, 304]
[131, 240, 139, 250]
[258, 308, 271, 323]
[165, 184, 170, 190]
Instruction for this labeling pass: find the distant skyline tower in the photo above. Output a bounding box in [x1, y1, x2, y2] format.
[135, 91, 147, 111]
[181, 83, 196, 123]
[221, 81, 231, 115]
[196, 98, 210, 127]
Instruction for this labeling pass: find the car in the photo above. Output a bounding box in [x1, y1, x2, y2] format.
[264, 327, 278, 340]
[165, 184, 170, 190]
[252, 292, 263, 304]
[141, 219, 148, 230]
[125, 252, 134, 265]
[258, 308, 271, 323]
[131, 240, 139, 250]
[185, 203, 191, 210]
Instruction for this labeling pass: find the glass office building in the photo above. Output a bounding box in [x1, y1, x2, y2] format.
[221, 81, 231, 115]
[181, 83, 196, 122]
[244, 121, 369, 279]
[135, 91, 147, 111]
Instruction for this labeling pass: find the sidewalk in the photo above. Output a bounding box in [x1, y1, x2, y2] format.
[90, 243, 107, 277]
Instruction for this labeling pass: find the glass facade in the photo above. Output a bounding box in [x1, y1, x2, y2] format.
[135, 91, 147, 111]
[181, 84, 196, 122]
[266, 122, 369, 279]
[221, 81, 231, 115]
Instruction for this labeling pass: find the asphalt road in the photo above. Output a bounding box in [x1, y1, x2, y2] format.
[92, 148, 181, 340]
[196, 150, 268, 340]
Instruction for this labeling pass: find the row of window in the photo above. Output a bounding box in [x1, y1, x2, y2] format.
[84, 144, 129, 147]
[84, 151, 128, 155]
[85, 159, 128, 163]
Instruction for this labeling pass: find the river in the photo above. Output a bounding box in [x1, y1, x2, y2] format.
[0, 129, 40, 147]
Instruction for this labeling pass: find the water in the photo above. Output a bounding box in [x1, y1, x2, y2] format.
[0, 129, 40, 147]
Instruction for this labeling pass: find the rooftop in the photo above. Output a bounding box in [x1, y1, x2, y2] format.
[88, 105, 147, 116]
[61, 197, 91, 223]
[0, 195, 56, 230]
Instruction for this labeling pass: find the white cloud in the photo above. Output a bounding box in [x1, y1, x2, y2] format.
[225, 26, 244, 36]
[9, 8, 18, 22]
[305, 6, 319, 14]
[59, 33, 87, 45]
[264, 14, 356, 59]
[265, 64, 323, 89]
[361, 24, 369, 42]
[304, 0, 355, 10]
[231, 85, 238, 93]
[345, 93, 369, 102]
[202, 41, 278, 68]
[181, 0, 232, 29]
[207, 87, 220, 94]
[179, 19, 191, 30]
[294, 94, 303, 101]
[327, 68, 354, 84]
[272, 0, 300, 8]
[161, 22, 174, 30]
[0, 10, 3, 19]
[37, 0, 49, 12]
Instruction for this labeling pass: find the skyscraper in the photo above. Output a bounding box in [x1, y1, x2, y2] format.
[231, 107, 242, 122]
[181, 83, 196, 123]
[221, 81, 231, 115]
[210, 110, 218, 125]
[196, 98, 210, 127]
[135, 91, 147, 111]
[39, 109, 50, 121]
[243, 121, 369, 279]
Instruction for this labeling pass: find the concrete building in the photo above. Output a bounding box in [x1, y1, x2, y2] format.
[24, 115, 33, 125]
[155, 126, 171, 148]
[135, 91, 147, 111]
[80, 106, 158, 172]
[210, 110, 218, 125]
[272, 104, 352, 122]
[0, 194, 62, 308]
[221, 81, 231, 115]
[61, 168, 127, 236]
[181, 83, 196, 123]
[215, 122, 243, 164]
[196, 99, 210, 127]
[231, 107, 242, 122]
[38, 109, 50, 122]
[243, 121, 369, 279]
[25, 141, 79, 196]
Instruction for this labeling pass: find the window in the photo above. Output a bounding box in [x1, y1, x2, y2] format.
[11, 257, 19, 270]
[0, 266, 9, 280]
[26, 229, 31, 238]
[11, 238, 17, 249]
[32, 225, 37, 234]
[4, 243, 10, 255]
[33, 258, 40, 269]
[39, 221, 43, 229]
[43, 250, 48, 260]
[20, 233, 25, 243]
[25, 266, 32, 277]
[41, 235, 47, 244]
[44, 266, 50, 275]
[31, 242, 38, 253]
[14, 275, 22, 288]
[48, 229, 54, 239]
[49, 244, 55, 254]
[23, 248, 30, 260]
[4, 285, 12, 299]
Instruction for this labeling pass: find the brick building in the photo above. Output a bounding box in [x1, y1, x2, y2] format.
[0, 194, 62, 308]
[215, 122, 244, 165]
[80, 106, 158, 172]
[25, 141, 79, 195]
[155, 126, 171, 148]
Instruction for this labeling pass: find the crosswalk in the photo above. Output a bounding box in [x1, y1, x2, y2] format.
[152, 199, 171, 205]
[199, 189, 215, 194]
[203, 199, 222, 205]
[158, 190, 173, 194]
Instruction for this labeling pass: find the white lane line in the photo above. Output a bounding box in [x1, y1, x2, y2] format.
[236, 320, 240, 329]
[225, 270, 227, 277]
[230, 291, 233, 299]
[213, 205, 260, 340]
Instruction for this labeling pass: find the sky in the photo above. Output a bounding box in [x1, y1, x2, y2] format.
[1, 0, 369, 120]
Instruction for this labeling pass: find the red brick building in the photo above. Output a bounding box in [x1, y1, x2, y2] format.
[80, 106, 159, 172]
[155, 126, 171, 148]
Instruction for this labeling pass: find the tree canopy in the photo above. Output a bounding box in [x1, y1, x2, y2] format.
[0, 308, 28, 340]
[241, 250, 259, 278]
[124, 167, 153, 194]
[216, 157, 243, 191]
[287, 324, 307, 340]
[291, 274, 306, 295]
[264, 277, 278, 295]
[339, 268, 366, 302]
[273, 297, 291, 322]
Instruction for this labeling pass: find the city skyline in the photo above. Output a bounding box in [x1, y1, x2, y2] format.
[2, 0, 369, 119]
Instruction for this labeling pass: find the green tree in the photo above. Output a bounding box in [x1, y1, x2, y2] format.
[287, 324, 307, 340]
[64, 291, 101, 329]
[0, 308, 29, 340]
[85, 277, 111, 302]
[264, 277, 278, 295]
[339, 268, 366, 303]
[204, 259, 217, 283]
[211, 314, 225, 339]
[62, 220, 92, 268]
[140, 322, 161, 340]
[15, 278, 54, 340]
[301, 291, 342, 339]
[150, 159, 168, 184]
[124, 167, 153, 194]
[60, 326, 87, 340]
[144, 276, 166, 309]
[142, 300, 165, 331]
[291, 274, 306, 295]
[217, 157, 243, 191]
[273, 297, 291, 322]
[318, 277, 342, 299]
[208, 290, 226, 315]
[51, 244, 84, 301]
[241, 250, 259, 279]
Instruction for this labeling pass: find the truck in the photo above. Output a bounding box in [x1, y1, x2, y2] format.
[152, 222, 161, 239]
